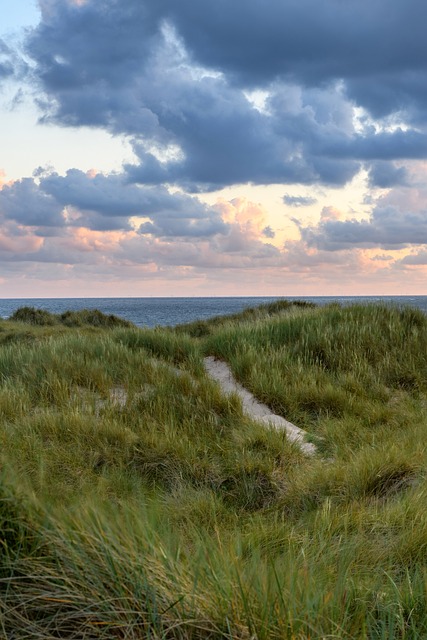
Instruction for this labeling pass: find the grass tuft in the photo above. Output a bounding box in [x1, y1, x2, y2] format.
[9, 305, 134, 328]
[9, 306, 56, 326]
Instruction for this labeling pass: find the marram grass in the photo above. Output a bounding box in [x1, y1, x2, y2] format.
[1, 303, 427, 638]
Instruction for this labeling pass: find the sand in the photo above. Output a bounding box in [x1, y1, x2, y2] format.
[204, 356, 316, 455]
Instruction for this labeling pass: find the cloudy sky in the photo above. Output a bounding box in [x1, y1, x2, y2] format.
[1, 0, 427, 297]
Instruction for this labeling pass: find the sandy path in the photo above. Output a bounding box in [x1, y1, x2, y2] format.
[204, 356, 316, 455]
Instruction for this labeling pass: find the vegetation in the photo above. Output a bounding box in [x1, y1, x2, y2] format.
[1, 300, 427, 638]
[174, 298, 315, 337]
[10, 305, 134, 328]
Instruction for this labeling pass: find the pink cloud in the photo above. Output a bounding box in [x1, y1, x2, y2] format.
[0, 232, 43, 254]
[0, 220, 44, 254]
[66, 227, 128, 253]
[0, 178, 426, 296]
[0, 170, 14, 189]
[320, 206, 342, 221]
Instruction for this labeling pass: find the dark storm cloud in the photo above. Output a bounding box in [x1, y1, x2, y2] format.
[18, 0, 427, 195]
[0, 179, 65, 227]
[162, 0, 424, 81]
[345, 71, 427, 125]
[1, 169, 227, 236]
[122, 79, 298, 191]
[367, 162, 408, 188]
[40, 170, 150, 216]
[122, 72, 363, 190]
[40, 169, 217, 219]
[283, 195, 317, 207]
[320, 129, 427, 161]
[300, 205, 427, 251]
[163, 0, 427, 120]
[35, 1, 159, 84]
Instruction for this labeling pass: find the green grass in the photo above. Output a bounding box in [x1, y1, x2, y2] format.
[9, 305, 134, 328]
[174, 298, 316, 337]
[1, 302, 427, 638]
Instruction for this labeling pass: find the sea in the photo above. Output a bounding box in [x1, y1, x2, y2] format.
[0, 296, 427, 328]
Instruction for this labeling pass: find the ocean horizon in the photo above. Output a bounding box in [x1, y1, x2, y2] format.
[1, 295, 426, 328]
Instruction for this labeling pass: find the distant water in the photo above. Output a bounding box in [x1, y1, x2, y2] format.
[1, 296, 427, 328]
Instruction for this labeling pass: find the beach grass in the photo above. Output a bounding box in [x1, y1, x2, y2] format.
[1, 302, 427, 638]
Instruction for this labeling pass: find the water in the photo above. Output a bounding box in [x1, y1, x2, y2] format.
[0, 296, 427, 328]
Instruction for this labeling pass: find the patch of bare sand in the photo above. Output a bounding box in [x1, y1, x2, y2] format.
[204, 356, 316, 455]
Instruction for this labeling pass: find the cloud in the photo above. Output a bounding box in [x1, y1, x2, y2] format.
[3, 0, 427, 296]
[0, 178, 65, 227]
[0, 39, 16, 81]
[262, 226, 275, 238]
[320, 129, 427, 161]
[19, 0, 427, 194]
[40, 169, 156, 217]
[282, 240, 366, 271]
[0, 170, 11, 188]
[0, 190, 285, 272]
[163, 0, 427, 122]
[399, 250, 427, 265]
[320, 206, 341, 221]
[283, 194, 317, 207]
[371, 254, 393, 262]
[0, 173, 282, 270]
[123, 69, 363, 190]
[367, 161, 408, 188]
[300, 199, 427, 251]
[0, 168, 228, 236]
[0, 221, 43, 254]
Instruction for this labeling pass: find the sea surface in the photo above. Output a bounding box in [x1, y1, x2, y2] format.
[1, 296, 427, 328]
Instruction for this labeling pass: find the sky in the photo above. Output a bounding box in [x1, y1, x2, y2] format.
[1, 0, 427, 297]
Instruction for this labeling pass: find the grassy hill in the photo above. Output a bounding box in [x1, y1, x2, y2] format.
[1, 301, 427, 638]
